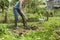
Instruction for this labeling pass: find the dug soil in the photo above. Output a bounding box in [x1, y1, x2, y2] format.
[11, 26, 44, 35]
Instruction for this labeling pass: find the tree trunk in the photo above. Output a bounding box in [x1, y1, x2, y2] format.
[4, 12, 7, 23]
[46, 12, 49, 21]
[2, 8, 4, 13]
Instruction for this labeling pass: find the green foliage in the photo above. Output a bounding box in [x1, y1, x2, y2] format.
[0, 22, 60, 40]
[0, 0, 9, 8]
[20, 30, 58, 40]
[54, 8, 60, 16]
[0, 25, 18, 40]
[41, 17, 60, 30]
[10, 0, 18, 6]
[0, 0, 60, 40]
[25, 0, 40, 14]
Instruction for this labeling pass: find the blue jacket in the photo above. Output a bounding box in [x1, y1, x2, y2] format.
[14, 1, 20, 8]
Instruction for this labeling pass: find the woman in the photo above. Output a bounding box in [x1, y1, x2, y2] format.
[13, 0, 27, 27]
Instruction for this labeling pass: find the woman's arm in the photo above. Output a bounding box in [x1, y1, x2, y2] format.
[20, 0, 23, 10]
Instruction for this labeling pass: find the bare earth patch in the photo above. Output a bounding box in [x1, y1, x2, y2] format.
[11, 26, 45, 35]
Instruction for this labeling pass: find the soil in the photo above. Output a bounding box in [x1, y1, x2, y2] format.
[10, 26, 60, 36]
[11, 26, 44, 35]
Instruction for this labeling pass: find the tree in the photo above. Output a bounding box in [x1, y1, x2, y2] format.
[0, 0, 9, 23]
[10, 0, 18, 6]
[25, 0, 40, 14]
[0, 0, 9, 12]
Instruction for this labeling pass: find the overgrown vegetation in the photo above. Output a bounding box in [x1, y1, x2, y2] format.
[0, 0, 60, 40]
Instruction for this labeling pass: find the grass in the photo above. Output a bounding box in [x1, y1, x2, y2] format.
[0, 9, 60, 40]
[0, 24, 59, 40]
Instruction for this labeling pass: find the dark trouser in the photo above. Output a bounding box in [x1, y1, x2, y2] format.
[13, 7, 26, 27]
